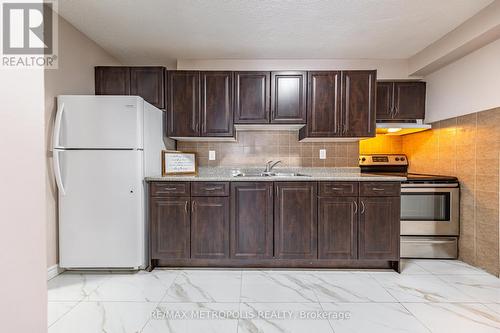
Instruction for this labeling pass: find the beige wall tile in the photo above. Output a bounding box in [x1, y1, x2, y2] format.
[402, 107, 500, 276]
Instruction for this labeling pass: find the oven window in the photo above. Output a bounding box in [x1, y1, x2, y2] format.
[401, 192, 450, 221]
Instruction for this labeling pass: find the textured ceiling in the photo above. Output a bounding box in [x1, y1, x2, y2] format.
[57, 0, 493, 64]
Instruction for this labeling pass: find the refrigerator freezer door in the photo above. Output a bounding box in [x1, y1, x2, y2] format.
[58, 149, 145, 268]
[54, 95, 144, 149]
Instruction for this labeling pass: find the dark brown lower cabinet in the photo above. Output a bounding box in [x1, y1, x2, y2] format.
[318, 197, 358, 259]
[230, 182, 273, 259]
[358, 196, 400, 260]
[190, 197, 229, 259]
[149, 181, 401, 270]
[150, 197, 190, 259]
[274, 182, 317, 259]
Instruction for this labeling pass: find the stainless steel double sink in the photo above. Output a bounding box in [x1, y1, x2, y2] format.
[232, 172, 311, 178]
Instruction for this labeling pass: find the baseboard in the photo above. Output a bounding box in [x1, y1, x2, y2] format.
[47, 264, 64, 280]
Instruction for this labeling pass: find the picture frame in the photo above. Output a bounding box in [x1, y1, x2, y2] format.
[161, 150, 197, 176]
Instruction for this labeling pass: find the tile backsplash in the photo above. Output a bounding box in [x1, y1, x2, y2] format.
[177, 131, 360, 168]
[402, 107, 500, 276]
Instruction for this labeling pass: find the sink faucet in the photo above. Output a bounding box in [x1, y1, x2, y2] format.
[263, 160, 282, 174]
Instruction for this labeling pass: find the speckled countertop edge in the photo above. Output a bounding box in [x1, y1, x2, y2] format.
[145, 167, 406, 182]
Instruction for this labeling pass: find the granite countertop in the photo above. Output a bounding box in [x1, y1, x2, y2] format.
[145, 167, 406, 182]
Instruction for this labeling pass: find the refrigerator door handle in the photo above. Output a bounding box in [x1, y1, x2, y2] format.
[53, 102, 65, 148]
[53, 150, 66, 196]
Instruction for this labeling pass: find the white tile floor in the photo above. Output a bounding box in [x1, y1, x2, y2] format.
[47, 260, 500, 333]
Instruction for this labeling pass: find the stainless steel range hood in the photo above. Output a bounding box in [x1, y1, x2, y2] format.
[376, 121, 431, 135]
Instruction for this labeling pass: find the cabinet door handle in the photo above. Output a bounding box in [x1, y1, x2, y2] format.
[353, 201, 358, 214]
[163, 187, 177, 191]
[330, 187, 342, 190]
[360, 201, 366, 214]
[185, 201, 189, 213]
[204, 187, 221, 191]
[372, 188, 385, 191]
[192, 201, 196, 211]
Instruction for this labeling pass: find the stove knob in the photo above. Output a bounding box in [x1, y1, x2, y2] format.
[361, 157, 366, 162]
[395, 157, 400, 161]
[401, 157, 405, 161]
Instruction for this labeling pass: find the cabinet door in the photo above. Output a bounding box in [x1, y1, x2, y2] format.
[318, 197, 358, 259]
[167, 71, 200, 137]
[130, 67, 165, 108]
[342, 70, 376, 137]
[275, 182, 317, 259]
[230, 182, 273, 259]
[376, 82, 394, 120]
[271, 71, 306, 123]
[305, 71, 342, 137]
[200, 71, 234, 137]
[358, 196, 400, 260]
[234, 71, 270, 123]
[393, 82, 426, 120]
[191, 197, 229, 259]
[150, 197, 190, 259]
[95, 67, 130, 95]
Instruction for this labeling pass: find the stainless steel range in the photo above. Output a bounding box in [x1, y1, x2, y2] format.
[360, 154, 459, 259]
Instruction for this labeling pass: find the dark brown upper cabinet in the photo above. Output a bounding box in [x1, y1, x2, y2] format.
[274, 182, 317, 259]
[375, 81, 393, 120]
[167, 71, 200, 137]
[341, 70, 376, 137]
[95, 66, 165, 108]
[376, 81, 426, 121]
[358, 196, 400, 260]
[190, 196, 230, 259]
[300, 71, 342, 138]
[271, 71, 307, 123]
[230, 182, 274, 259]
[200, 71, 234, 137]
[234, 71, 270, 124]
[130, 67, 165, 109]
[95, 66, 131, 96]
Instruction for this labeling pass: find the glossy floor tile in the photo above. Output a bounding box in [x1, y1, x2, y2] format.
[47, 260, 500, 333]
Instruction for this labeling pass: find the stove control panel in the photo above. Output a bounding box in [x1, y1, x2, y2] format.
[359, 154, 408, 166]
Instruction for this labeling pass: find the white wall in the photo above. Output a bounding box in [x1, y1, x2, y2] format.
[424, 38, 500, 123]
[0, 59, 47, 332]
[45, 14, 121, 269]
[177, 58, 412, 79]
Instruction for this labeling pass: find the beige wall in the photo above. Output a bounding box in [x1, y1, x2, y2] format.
[177, 131, 359, 168]
[402, 108, 500, 276]
[45, 15, 121, 269]
[177, 58, 412, 79]
[424, 38, 500, 123]
[0, 56, 47, 332]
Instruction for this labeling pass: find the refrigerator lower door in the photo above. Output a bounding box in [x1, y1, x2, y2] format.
[57, 149, 145, 269]
[54, 95, 144, 149]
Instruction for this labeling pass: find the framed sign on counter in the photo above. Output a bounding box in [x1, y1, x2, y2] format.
[162, 151, 197, 176]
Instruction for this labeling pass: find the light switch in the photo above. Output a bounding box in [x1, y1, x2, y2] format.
[319, 149, 326, 160]
[209, 150, 216, 161]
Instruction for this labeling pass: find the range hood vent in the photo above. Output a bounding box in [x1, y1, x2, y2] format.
[376, 122, 431, 135]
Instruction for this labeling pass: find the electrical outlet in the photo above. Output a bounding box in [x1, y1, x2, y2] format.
[209, 150, 216, 161]
[319, 149, 326, 160]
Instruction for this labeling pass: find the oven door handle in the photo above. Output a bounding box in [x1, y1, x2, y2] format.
[401, 183, 458, 188]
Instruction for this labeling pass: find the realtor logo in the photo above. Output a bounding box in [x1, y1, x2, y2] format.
[1, 1, 58, 68]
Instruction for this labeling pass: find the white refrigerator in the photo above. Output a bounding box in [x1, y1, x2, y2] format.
[53, 95, 172, 269]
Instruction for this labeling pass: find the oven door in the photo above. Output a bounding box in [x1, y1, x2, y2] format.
[400, 184, 459, 236]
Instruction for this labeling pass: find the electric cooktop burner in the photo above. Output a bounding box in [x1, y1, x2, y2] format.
[359, 154, 458, 184]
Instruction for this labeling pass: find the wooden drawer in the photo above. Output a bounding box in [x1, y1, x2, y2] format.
[319, 182, 358, 196]
[150, 182, 190, 197]
[359, 182, 400, 196]
[191, 182, 229, 196]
